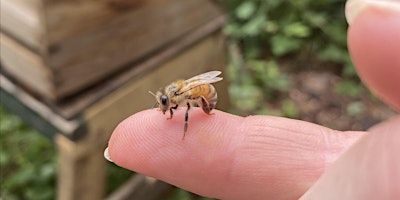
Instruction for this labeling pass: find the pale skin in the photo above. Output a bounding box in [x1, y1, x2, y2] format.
[106, 0, 400, 199]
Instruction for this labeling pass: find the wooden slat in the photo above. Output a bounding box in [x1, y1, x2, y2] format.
[0, 33, 54, 99]
[0, 75, 83, 139]
[0, 0, 45, 50]
[56, 134, 106, 200]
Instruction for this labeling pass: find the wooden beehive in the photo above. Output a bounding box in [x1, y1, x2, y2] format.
[0, 0, 223, 101]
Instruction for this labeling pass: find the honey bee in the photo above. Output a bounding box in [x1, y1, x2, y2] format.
[149, 71, 223, 140]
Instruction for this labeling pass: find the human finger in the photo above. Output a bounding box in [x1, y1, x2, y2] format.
[300, 115, 400, 200]
[347, 0, 400, 111]
[106, 108, 363, 199]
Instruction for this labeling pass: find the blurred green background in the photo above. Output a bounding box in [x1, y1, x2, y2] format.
[0, 0, 395, 199]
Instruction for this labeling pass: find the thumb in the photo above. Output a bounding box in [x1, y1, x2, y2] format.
[300, 115, 400, 200]
[347, 0, 400, 111]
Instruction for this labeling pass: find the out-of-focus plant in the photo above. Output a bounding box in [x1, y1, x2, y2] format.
[223, 0, 359, 115]
[224, 0, 350, 61]
[0, 106, 133, 200]
[227, 43, 289, 115]
[0, 106, 56, 200]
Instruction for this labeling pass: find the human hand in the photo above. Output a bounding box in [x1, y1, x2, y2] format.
[301, 0, 400, 199]
[105, 0, 400, 199]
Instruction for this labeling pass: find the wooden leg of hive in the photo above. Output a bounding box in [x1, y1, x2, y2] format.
[56, 134, 106, 200]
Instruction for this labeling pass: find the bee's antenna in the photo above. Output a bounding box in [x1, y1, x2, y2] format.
[151, 102, 159, 109]
[148, 91, 159, 109]
[148, 91, 157, 97]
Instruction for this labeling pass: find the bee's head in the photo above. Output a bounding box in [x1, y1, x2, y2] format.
[159, 94, 169, 114]
[148, 91, 169, 114]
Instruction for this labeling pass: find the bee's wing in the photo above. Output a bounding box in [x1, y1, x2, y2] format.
[180, 71, 223, 93]
[185, 71, 222, 84]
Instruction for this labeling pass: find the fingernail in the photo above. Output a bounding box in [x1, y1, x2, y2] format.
[346, 0, 400, 25]
[104, 147, 113, 162]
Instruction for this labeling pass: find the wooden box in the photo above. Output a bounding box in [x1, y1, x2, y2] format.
[0, 0, 223, 101]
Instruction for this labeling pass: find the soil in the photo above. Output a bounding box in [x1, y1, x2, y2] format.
[287, 70, 396, 131]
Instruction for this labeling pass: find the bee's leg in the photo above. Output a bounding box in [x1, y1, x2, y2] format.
[183, 102, 191, 140]
[167, 105, 178, 119]
[200, 96, 212, 114]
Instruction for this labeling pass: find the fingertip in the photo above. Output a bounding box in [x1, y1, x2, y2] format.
[106, 108, 241, 170]
[347, 1, 400, 111]
[107, 109, 166, 168]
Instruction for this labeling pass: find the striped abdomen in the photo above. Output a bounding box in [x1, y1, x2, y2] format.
[188, 84, 217, 114]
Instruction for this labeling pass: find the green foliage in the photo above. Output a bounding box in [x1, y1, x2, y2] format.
[0, 106, 56, 200]
[270, 35, 302, 56]
[0, 106, 136, 199]
[106, 163, 134, 194]
[227, 42, 290, 114]
[224, 0, 350, 59]
[281, 99, 299, 118]
[224, 0, 360, 114]
[335, 80, 362, 97]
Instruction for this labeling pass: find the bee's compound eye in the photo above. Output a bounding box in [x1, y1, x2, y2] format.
[160, 95, 168, 105]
